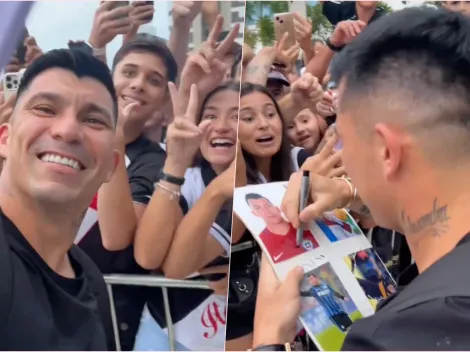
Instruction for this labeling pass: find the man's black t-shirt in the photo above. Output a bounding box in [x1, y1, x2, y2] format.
[342, 233, 470, 351]
[77, 135, 166, 350]
[0, 209, 111, 350]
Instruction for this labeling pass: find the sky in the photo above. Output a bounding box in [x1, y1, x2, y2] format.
[26, 1, 171, 66]
[26, 0, 424, 64]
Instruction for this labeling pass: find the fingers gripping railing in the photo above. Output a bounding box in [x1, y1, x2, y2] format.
[103, 274, 212, 352]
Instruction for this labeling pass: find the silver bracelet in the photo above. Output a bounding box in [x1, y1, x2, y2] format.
[155, 182, 181, 200]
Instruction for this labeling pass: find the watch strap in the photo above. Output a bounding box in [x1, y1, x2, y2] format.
[252, 343, 291, 351]
[85, 41, 106, 56]
[158, 170, 185, 186]
[326, 38, 344, 52]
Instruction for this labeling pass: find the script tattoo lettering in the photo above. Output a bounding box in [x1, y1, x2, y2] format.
[402, 198, 450, 240]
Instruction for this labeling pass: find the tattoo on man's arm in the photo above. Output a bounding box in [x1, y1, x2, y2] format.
[401, 198, 450, 241]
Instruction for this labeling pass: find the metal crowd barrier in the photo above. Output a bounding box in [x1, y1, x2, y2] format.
[104, 274, 212, 352]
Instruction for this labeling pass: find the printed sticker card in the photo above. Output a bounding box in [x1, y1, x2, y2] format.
[233, 182, 397, 351]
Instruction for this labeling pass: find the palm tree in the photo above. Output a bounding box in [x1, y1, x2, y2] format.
[244, 1, 393, 48]
[377, 1, 394, 13]
[245, 1, 333, 47]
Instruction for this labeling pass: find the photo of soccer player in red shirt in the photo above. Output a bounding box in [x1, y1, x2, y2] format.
[245, 193, 319, 263]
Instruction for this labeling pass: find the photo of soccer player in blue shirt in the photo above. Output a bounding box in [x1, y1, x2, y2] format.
[301, 274, 353, 332]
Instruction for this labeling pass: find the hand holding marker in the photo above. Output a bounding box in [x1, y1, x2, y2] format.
[296, 170, 310, 247]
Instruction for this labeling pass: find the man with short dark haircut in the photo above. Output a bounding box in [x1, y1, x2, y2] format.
[0, 49, 117, 350]
[252, 7, 470, 351]
[331, 10, 470, 350]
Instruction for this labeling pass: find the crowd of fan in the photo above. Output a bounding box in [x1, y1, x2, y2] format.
[0, 1, 241, 351]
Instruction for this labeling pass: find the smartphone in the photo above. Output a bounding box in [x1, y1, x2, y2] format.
[15, 28, 28, 65]
[101, 1, 130, 19]
[133, 1, 154, 22]
[104, 1, 130, 10]
[3, 71, 24, 101]
[273, 12, 297, 49]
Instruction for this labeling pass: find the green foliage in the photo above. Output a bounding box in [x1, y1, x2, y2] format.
[244, 1, 333, 47]
[377, 1, 394, 13]
[257, 15, 276, 46]
[243, 26, 258, 48]
[306, 2, 333, 40]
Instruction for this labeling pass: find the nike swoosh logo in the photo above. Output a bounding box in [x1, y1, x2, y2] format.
[273, 253, 283, 261]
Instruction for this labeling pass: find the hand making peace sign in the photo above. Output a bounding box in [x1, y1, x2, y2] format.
[166, 82, 211, 171]
[180, 14, 240, 98]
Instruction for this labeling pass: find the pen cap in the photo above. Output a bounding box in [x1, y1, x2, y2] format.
[302, 170, 310, 177]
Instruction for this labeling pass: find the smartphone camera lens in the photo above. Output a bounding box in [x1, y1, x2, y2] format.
[6, 83, 12, 89]
[276, 16, 279, 20]
[5, 76, 11, 82]
[280, 20, 284, 23]
[13, 80, 18, 85]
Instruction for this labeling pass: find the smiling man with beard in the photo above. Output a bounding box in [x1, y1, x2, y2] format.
[0, 49, 118, 350]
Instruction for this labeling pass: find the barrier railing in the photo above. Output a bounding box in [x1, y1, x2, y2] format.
[103, 274, 212, 352]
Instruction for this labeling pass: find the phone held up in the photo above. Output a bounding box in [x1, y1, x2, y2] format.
[3, 70, 24, 102]
[134, 1, 154, 22]
[273, 12, 297, 49]
[101, 1, 154, 21]
[3, 27, 28, 101]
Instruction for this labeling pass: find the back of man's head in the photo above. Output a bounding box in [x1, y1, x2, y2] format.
[333, 7, 470, 164]
[18, 49, 118, 121]
[112, 34, 178, 82]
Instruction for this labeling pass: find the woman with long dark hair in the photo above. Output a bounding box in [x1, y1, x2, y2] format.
[226, 82, 343, 350]
[133, 82, 241, 351]
[226, 83, 312, 350]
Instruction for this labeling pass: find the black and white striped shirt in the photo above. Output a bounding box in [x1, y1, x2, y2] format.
[147, 159, 231, 327]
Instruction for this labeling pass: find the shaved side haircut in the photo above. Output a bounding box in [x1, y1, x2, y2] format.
[331, 7, 470, 162]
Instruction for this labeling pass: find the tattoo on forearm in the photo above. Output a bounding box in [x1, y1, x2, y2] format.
[402, 198, 450, 240]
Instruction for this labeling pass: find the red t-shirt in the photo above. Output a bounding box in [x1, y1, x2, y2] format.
[260, 224, 319, 263]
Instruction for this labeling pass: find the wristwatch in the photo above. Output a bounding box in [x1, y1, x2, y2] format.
[85, 41, 106, 57]
[252, 343, 291, 351]
[158, 170, 185, 186]
[325, 37, 344, 52]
